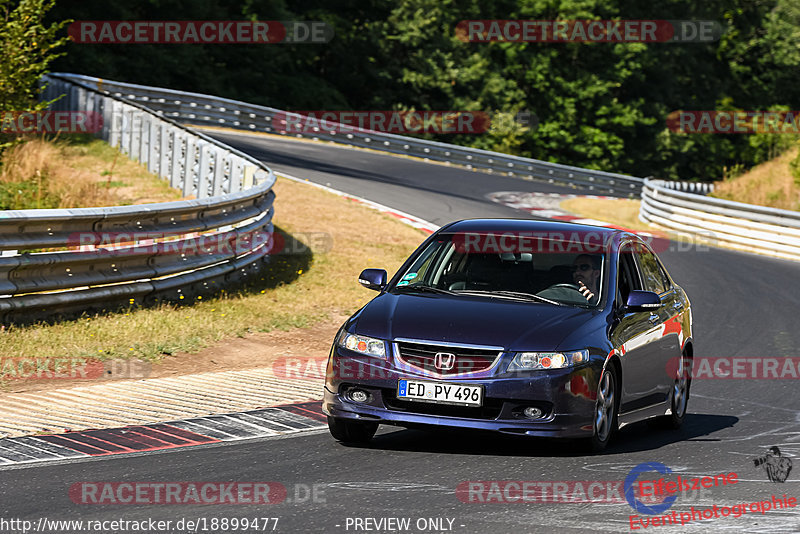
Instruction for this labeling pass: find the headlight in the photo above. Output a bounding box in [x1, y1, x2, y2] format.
[507, 350, 589, 371]
[337, 331, 387, 358]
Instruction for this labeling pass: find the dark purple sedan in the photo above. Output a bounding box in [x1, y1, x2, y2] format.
[323, 219, 693, 452]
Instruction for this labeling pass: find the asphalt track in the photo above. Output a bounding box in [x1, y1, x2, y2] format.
[2, 133, 800, 533]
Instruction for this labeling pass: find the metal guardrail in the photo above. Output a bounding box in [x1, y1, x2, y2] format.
[652, 179, 714, 195]
[0, 75, 277, 324]
[49, 73, 644, 196]
[640, 179, 800, 261]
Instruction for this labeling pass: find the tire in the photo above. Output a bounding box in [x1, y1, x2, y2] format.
[664, 354, 691, 429]
[588, 368, 618, 453]
[327, 416, 378, 444]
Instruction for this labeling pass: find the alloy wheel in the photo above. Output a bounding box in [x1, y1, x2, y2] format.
[595, 371, 615, 442]
[673, 356, 689, 418]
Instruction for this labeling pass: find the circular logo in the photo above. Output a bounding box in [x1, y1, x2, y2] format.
[624, 462, 677, 515]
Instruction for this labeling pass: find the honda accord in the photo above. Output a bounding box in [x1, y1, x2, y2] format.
[323, 219, 693, 451]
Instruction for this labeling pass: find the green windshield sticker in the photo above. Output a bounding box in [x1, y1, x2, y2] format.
[402, 273, 418, 281]
[397, 281, 410, 286]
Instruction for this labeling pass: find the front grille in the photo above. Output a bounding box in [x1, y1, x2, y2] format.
[383, 390, 505, 419]
[395, 341, 501, 376]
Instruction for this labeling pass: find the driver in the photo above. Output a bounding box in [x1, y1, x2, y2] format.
[571, 254, 601, 302]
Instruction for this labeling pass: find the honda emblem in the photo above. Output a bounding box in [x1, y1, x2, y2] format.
[434, 352, 456, 371]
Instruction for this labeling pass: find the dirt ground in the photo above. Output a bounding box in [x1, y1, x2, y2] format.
[3, 313, 349, 394]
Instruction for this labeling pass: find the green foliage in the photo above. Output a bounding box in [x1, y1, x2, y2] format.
[790, 143, 800, 186]
[46, 0, 800, 182]
[0, 0, 70, 112]
[0, 172, 58, 209]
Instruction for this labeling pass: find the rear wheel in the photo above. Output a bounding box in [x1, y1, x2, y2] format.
[327, 416, 378, 444]
[588, 369, 618, 452]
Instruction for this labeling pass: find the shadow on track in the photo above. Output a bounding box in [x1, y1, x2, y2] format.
[334, 413, 738, 458]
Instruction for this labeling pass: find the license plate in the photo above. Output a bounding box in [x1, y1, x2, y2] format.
[397, 379, 483, 407]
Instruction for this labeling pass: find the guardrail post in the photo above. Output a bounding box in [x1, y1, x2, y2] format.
[67, 85, 75, 113]
[140, 115, 150, 166]
[159, 123, 169, 180]
[170, 128, 182, 189]
[77, 86, 86, 115]
[148, 118, 159, 174]
[228, 161, 241, 193]
[129, 109, 140, 160]
[121, 107, 132, 155]
[197, 142, 211, 199]
[242, 166, 255, 191]
[212, 149, 227, 196]
[183, 137, 196, 197]
[99, 95, 109, 142]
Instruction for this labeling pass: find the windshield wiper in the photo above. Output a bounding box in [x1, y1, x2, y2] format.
[454, 289, 566, 306]
[392, 285, 456, 295]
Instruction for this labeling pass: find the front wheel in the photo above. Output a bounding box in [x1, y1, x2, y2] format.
[327, 416, 378, 444]
[587, 369, 618, 452]
[664, 354, 691, 429]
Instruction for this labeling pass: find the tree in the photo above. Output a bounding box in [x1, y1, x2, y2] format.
[0, 0, 70, 113]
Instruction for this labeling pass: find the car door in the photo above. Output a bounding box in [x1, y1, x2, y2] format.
[634, 244, 685, 395]
[611, 241, 668, 413]
[631, 241, 680, 401]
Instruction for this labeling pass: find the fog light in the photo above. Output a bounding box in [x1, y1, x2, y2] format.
[523, 407, 543, 419]
[350, 389, 370, 403]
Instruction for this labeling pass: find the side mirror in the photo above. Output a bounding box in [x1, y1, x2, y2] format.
[358, 269, 387, 291]
[625, 290, 662, 312]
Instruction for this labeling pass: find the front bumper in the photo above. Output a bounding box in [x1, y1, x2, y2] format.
[322, 348, 602, 439]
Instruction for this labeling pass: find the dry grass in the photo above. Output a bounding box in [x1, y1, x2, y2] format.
[559, 197, 650, 231]
[0, 135, 182, 210]
[711, 147, 800, 210]
[0, 176, 426, 363]
[559, 197, 710, 248]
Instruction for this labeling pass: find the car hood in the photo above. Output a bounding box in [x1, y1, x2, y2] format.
[351, 292, 598, 351]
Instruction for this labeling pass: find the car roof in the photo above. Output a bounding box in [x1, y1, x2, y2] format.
[440, 218, 629, 237]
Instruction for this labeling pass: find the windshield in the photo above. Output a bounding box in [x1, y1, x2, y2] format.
[391, 232, 607, 307]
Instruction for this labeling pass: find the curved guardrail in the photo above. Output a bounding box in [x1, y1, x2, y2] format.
[0, 75, 277, 324]
[640, 179, 800, 261]
[48, 73, 643, 196]
[649, 179, 714, 195]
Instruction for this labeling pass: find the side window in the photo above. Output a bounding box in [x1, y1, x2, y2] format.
[617, 243, 641, 305]
[634, 243, 668, 295]
[657, 261, 672, 291]
[400, 239, 443, 285]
